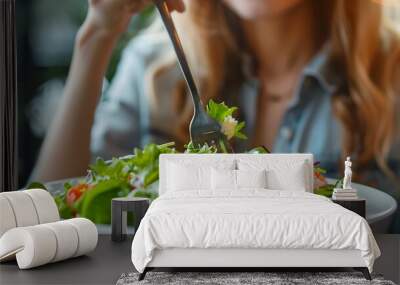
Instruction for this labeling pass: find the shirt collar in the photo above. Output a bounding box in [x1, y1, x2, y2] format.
[302, 45, 345, 94]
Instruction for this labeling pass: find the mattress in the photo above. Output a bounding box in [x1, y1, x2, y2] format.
[131, 189, 380, 273]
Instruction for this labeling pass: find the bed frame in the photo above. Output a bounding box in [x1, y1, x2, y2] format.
[139, 248, 371, 280]
[138, 154, 372, 281]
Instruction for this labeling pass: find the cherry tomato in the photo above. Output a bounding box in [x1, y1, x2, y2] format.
[66, 184, 90, 207]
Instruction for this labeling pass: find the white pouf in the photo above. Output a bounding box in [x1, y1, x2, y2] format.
[0, 225, 57, 268]
[23, 189, 60, 223]
[65, 218, 98, 257]
[0, 189, 60, 235]
[1, 191, 40, 227]
[0, 218, 98, 269]
[0, 189, 98, 269]
[0, 196, 17, 237]
[42, 221, 79, 262]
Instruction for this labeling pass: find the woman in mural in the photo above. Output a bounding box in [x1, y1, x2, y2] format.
[33, 0, 400, 231]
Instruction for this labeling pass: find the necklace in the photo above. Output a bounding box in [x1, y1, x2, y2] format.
[263, 92, 293, 102]
[261, 84, 296, 103]
[259, 71, 298, 103]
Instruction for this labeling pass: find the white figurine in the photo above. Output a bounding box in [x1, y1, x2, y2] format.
[343, 156, 352, 190]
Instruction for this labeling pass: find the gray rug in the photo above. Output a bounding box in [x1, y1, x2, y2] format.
[116, 272, 395, 285]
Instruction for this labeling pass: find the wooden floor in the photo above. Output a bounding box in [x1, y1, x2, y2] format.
[0, 235, 399, 285]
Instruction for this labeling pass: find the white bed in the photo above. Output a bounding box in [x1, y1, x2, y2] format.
[131, 154, 380, 280]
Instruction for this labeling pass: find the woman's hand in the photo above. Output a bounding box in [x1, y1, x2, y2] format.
[83, 0, 185, 40]
[33, 0, 185, 182]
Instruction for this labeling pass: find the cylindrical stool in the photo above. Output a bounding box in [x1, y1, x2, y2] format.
[111, 197, 150, 242]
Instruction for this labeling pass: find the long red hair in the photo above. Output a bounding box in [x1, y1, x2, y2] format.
[151, 0, 400, 179]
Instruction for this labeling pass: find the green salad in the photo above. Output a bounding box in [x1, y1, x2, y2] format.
[33, 100, 339, 224]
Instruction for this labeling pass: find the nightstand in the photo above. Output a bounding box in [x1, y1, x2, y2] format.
[332, 198, 366, 218]
[111, 197, 150, 242]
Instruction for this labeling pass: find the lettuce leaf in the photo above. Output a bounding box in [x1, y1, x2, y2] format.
[77, 179, 130, 224]
[206, 99, 237, 123]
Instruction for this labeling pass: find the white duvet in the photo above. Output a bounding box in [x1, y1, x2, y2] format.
[131, 190, 380, 273]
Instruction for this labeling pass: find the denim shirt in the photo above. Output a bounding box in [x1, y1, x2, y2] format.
[91, 22, 400, 232]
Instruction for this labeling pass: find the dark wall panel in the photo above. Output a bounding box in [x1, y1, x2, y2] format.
[0, 0, 18, 192]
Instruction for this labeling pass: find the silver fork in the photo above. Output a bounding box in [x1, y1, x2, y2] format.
[154, 0, 226, 148]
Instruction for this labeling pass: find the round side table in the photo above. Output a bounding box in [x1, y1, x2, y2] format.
[111, 197, 150, 242]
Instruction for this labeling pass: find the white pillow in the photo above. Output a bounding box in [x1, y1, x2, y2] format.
[167, 163, 211, 191]
[237, 159, 309, 191]
[237, 169, 267, 188]
[211, 169, 267, 190]
[166, 159, 236, 192]
[211, 168, 236, 189]
[265, 164, 307, 191]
